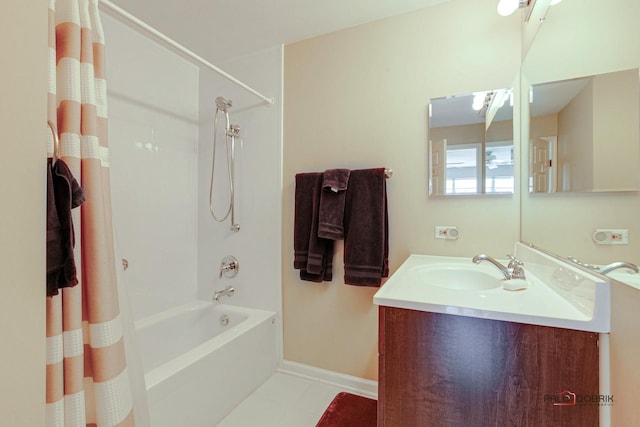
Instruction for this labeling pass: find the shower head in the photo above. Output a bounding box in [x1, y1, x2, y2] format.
[215, 96, 232, 112]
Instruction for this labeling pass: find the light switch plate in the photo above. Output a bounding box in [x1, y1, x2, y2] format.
[435, 226, 459, 240]
[593, 229, 629, 245]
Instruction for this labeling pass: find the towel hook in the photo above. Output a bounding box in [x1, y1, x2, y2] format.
[47, 120, 59, 164]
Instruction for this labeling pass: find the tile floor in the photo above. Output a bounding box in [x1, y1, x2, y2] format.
[216, 372, 350, 427]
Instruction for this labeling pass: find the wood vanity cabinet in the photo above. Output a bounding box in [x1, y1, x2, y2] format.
[378, 307, 600, 427]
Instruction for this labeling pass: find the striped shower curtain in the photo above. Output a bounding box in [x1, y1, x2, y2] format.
[46, 0, 135, 425]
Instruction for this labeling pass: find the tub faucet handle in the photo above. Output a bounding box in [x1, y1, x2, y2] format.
[219, 255, 239, 278]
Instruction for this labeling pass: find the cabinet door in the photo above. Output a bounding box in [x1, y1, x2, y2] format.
[379, 308, 600, 427]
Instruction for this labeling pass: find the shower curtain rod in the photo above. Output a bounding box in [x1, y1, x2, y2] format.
[99, 0, 274, 106]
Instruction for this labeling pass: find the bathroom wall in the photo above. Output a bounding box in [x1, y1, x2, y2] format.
[197, 48, 283, 331]
[0, 3, 47, 424]
[557, 81, 593, 192]
[283, 0, 521, 380]
[609, 281, 640, 425]
[592, 70, 639, 191]
[103, 14, 200, 320]
[430, 120, 514, 146]
[552, 70, 637, 193]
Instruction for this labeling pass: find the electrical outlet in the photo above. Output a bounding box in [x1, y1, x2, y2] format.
[435, 226, 459, 240]
[593, 229, 629, 245]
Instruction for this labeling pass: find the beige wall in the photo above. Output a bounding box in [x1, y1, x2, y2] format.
[610, 281, 640, 425]
[530, 113, 557, 139]
[430, 123, 485, 146]
[431, 119, 513, 147]
[592, 69, 640, 191]
[283, 0, 521, 380]
[551, 69, 639, 193]
[0, 1, 48, 424]
[558, 81, 593, 192]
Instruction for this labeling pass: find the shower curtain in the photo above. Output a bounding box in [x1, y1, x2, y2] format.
[46, 1, 144, 425]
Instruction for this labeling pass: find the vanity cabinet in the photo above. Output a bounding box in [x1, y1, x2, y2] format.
[378, 307, 600, 427]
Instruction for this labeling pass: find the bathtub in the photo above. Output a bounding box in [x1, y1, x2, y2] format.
[135, 300, 278, 427]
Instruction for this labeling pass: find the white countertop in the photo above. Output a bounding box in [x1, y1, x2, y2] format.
[373, 253, 610, 332]
[601, 270, 640, 291]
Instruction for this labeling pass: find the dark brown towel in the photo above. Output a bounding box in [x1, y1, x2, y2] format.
[46, 158, 85, 296]
[294, 172, 333, 282]
[343, 168, 389, 287]
[318, 169, 351, 240]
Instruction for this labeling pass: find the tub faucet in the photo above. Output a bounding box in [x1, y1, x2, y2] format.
[599, 261, 639, 275]
[213, 285, 235, 301]
[472, 254, 525, 280]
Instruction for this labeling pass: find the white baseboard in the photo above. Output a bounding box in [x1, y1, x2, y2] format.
[278, 360, 378, 400]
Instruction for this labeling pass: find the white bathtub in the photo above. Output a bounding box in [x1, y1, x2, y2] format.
[135, 300, 277, 427]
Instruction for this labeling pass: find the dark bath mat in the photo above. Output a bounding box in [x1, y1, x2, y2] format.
[315, 391, 377, 427]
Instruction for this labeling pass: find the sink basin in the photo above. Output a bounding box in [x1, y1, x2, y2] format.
[413, 265, 502, 291]
[373, 245, 611, 333]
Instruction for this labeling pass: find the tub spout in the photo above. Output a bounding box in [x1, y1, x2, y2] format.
[213, 285, 235, 301]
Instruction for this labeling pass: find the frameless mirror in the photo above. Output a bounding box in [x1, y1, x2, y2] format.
[528, 68, 640, 193]
[428, 88, 514, 196]
[521, 0, 640, 267]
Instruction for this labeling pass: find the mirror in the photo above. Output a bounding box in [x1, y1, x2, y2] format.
[521, 0, 640, 265]
[428, 88, 514, 196]
[528, 68, 640, 193]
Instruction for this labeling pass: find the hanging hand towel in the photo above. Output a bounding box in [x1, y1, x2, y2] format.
[46, 158, 85, 296]
[343, 168, 389, 287]
[293, 172, 333, 282]
[318, 168, 351, 240]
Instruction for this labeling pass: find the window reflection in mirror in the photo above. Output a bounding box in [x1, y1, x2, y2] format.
[528, 68, 640, 193]
[428, 89, 514, 196]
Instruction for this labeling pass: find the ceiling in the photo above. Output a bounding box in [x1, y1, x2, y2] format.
[430, 90, 514, 128]
[530, 77, 590, 117]
[103, 0, 451, 63]
[429, 77, 592, 129]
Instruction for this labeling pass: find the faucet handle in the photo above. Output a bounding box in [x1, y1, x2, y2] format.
[219, 255, 239, 278]
[506, 254, 520, 269]
[510, 259, 526, 280]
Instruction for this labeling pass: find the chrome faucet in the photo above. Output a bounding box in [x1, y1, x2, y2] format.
[472, 254, 525, 280]
[472, 254, 510, 279]
[598, 261, 639, 275]
[213, 285, 235, 301]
